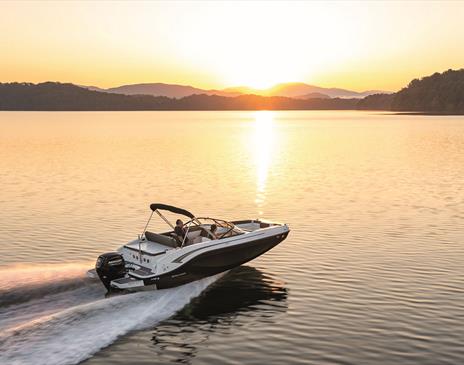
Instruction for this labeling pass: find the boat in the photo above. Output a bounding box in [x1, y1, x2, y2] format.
[88, 203, 290, 292]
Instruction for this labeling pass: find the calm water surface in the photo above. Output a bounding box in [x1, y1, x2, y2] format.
[0, 111, 463, 365]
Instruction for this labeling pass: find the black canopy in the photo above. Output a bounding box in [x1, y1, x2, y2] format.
[150, 203, 195, 219]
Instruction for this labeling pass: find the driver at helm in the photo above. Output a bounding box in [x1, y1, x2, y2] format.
[174, 219, 187, 243]
[175, 219, 202, 244]
[210, 224, 219, 239]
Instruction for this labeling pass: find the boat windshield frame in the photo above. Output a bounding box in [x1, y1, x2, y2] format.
[180, 217, 244, 246]
[183, 217, 236, 230]
[140, 205, 244, 249]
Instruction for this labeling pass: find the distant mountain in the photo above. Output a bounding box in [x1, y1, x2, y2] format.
[3, 70, 462, 113]
[224, 83, 389, 99]
[82, 83, 240, 99]
[267, 83, 389, 99]
[82, 85, 107, 93]
[82, 82, 390, 99]
[0, 82, 358, 110]
[296, 92, 330, 99]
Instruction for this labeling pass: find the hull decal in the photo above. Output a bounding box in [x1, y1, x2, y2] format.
[172, 232, 267, 263]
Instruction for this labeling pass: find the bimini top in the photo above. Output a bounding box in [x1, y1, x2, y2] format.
[149, 203, 195, 219]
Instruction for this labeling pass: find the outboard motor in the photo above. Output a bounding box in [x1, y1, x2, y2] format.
[95, 252, 126, 291]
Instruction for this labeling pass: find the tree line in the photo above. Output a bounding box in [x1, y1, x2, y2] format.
[1, 69, 463, 113]
[358, 69, 464, 114]
[0, 82, 358, 111]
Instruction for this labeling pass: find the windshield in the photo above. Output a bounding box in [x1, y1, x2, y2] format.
[184, 217, 245, 236]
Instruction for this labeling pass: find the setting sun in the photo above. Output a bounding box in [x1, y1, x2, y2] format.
[1, 1, 463, 91]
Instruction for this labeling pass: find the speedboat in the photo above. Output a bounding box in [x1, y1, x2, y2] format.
[88, 203, 290, 292]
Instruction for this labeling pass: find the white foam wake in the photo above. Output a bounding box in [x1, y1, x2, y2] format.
[0, 266, 223, 365]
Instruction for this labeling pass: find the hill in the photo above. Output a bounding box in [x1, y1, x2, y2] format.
[357, 93, 394, 110]
[0, 82, 171, 110]
[0, 82, 359, 111]
[83, 82, 388, 99]
[391, 69, 464, 113]
[357, 69, 464, 114]
[97, 83, 239, 98]
[224, 82, 387, 99]
[297, 92, 330, 100]
[2, 70, 463, 113]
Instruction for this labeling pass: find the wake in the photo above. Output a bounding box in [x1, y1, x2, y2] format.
[0, 263, 223, 365]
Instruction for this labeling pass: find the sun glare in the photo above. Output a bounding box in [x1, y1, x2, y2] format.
[252, 111, 276, 214]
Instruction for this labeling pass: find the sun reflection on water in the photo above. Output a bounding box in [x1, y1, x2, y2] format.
[252, 111, 276, 214]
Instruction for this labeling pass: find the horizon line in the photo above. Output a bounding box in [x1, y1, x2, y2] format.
[0, 79, 397, 94]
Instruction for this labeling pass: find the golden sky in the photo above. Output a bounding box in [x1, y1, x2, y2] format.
[1, 1, 463, 91]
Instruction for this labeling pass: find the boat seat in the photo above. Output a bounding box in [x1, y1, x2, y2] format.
[145, 231, 178, 248]
[170, 233, 183, 245]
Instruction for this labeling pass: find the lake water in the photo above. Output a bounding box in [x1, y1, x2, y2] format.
[0, 111, 463, 365]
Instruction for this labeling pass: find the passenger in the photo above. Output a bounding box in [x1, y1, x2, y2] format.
[210, 224, 219, 239]
[174, 219, 187, 243]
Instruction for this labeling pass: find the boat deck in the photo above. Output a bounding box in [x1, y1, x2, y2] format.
[124, 240, 169, 256]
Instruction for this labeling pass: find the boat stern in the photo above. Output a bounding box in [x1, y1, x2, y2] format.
[110, 276, 146, 290]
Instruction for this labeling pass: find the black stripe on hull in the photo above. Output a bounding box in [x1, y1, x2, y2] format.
[144, 232, 288, 289]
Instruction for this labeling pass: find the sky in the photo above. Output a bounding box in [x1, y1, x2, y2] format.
[1, 0, 463, 92]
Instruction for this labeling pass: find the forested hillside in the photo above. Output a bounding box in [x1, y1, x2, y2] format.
[391, 69, 464, 113]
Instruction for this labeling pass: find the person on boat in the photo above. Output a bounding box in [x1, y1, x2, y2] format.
[210, 224, 219, 239]
[175, 219, 204, 244]
[174, 219, 187, 243]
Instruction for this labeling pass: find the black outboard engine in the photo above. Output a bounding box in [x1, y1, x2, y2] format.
[95, 252, 126, 291]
